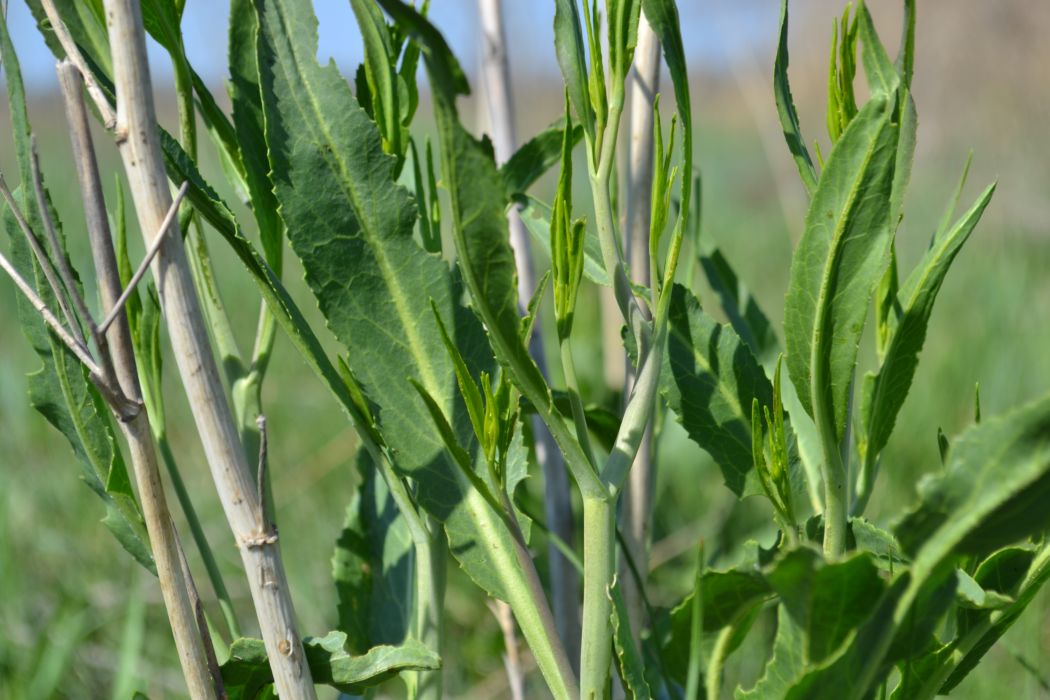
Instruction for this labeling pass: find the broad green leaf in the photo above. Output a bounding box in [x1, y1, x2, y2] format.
[257, 0, 504, 587]
[896, 392, 1050, 570]
[773, 0, 818, 195]
[256, 4, 572, 696]
[520, 197, 610, 287]
[773, 567, 956, 700]
[699, 248, 779, 363]
[220, 632, 439, 698]
[553, 0, 594, 141]
[784, 93, 898, 441]
[0, 16, 152, 573]
[501, 119, 583, 197]
[889, 547, 1043, 700]
[661, 565, 773, 683]
[766, 548, 886, 664]
[956, 547, 1032, 632]
[736, 606, 806, 700]
[333, 451, 413, 654]
[662, 284, 773, 497]
[610, 579, 651, 700]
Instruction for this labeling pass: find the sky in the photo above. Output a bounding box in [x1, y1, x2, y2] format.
[2, 1, 776, 93]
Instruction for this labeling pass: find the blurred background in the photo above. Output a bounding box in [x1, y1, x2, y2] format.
[1, 0, 1049, 697]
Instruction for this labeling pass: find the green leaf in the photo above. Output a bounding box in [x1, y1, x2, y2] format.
[220, 633, 439, 698]
[857, 4, 899, 99]
[350, 0, 403, 163]
[229, 0, 282, 272]
[895, 392, 1050, 570]
[661, 565, 773, 684]
[501, 118, 583, 197]
[773, 0, 818, 195]
[662, 284, 774, 497]
[941, 547, 1050, 693]
[553, 0, 594, 141]
[699, 248, 779, 363]
[520, 197, 610, 287]
[736, 605, 806, 700]
[0, 15, 152, 574]
[895, 0, 916, 89]
[862, 184, 994, 461]
[26, 0, 112, 77]
[766, 548, 886, 664]
[333, 451, 414, 654]
[641, 0, 693, 235]
[784, 92, 898, 442]
[954, 569, 1012, 612]
[850, 517, 906, 572]
[140, 0, 184, 55]
[256, 4, 574, 696]
[610, 579, 651, 700]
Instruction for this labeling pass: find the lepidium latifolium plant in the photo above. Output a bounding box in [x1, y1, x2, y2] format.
[1, 0, 1048, 697]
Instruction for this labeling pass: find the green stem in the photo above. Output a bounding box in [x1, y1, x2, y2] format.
[820, 433, 848, 559]
[705, 622, 736, 700]
[409, 523, 444, 700]
[815, 376, 848, 557]
[581, 496, 615, 699]
[156, 431, 242, 639]
[560, 338, 597, 468]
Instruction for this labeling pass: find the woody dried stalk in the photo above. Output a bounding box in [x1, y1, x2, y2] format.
[96, 0, 315, 695]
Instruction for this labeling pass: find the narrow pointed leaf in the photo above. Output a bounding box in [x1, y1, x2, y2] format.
[229, 0, 282, 271]
[520, 197, 610, 286]
[861, 184, 995, 461]
[857, 5, 899, 98]
[501, 118, 583, 197]
[553, 0, 594, 140]
[773, 0, 818, 195]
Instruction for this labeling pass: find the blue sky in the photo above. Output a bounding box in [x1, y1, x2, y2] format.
[3, 1, 775, 93]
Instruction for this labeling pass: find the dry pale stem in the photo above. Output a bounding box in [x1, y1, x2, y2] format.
[620, 16, 660, 645]
[98, 0, 315, 695]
